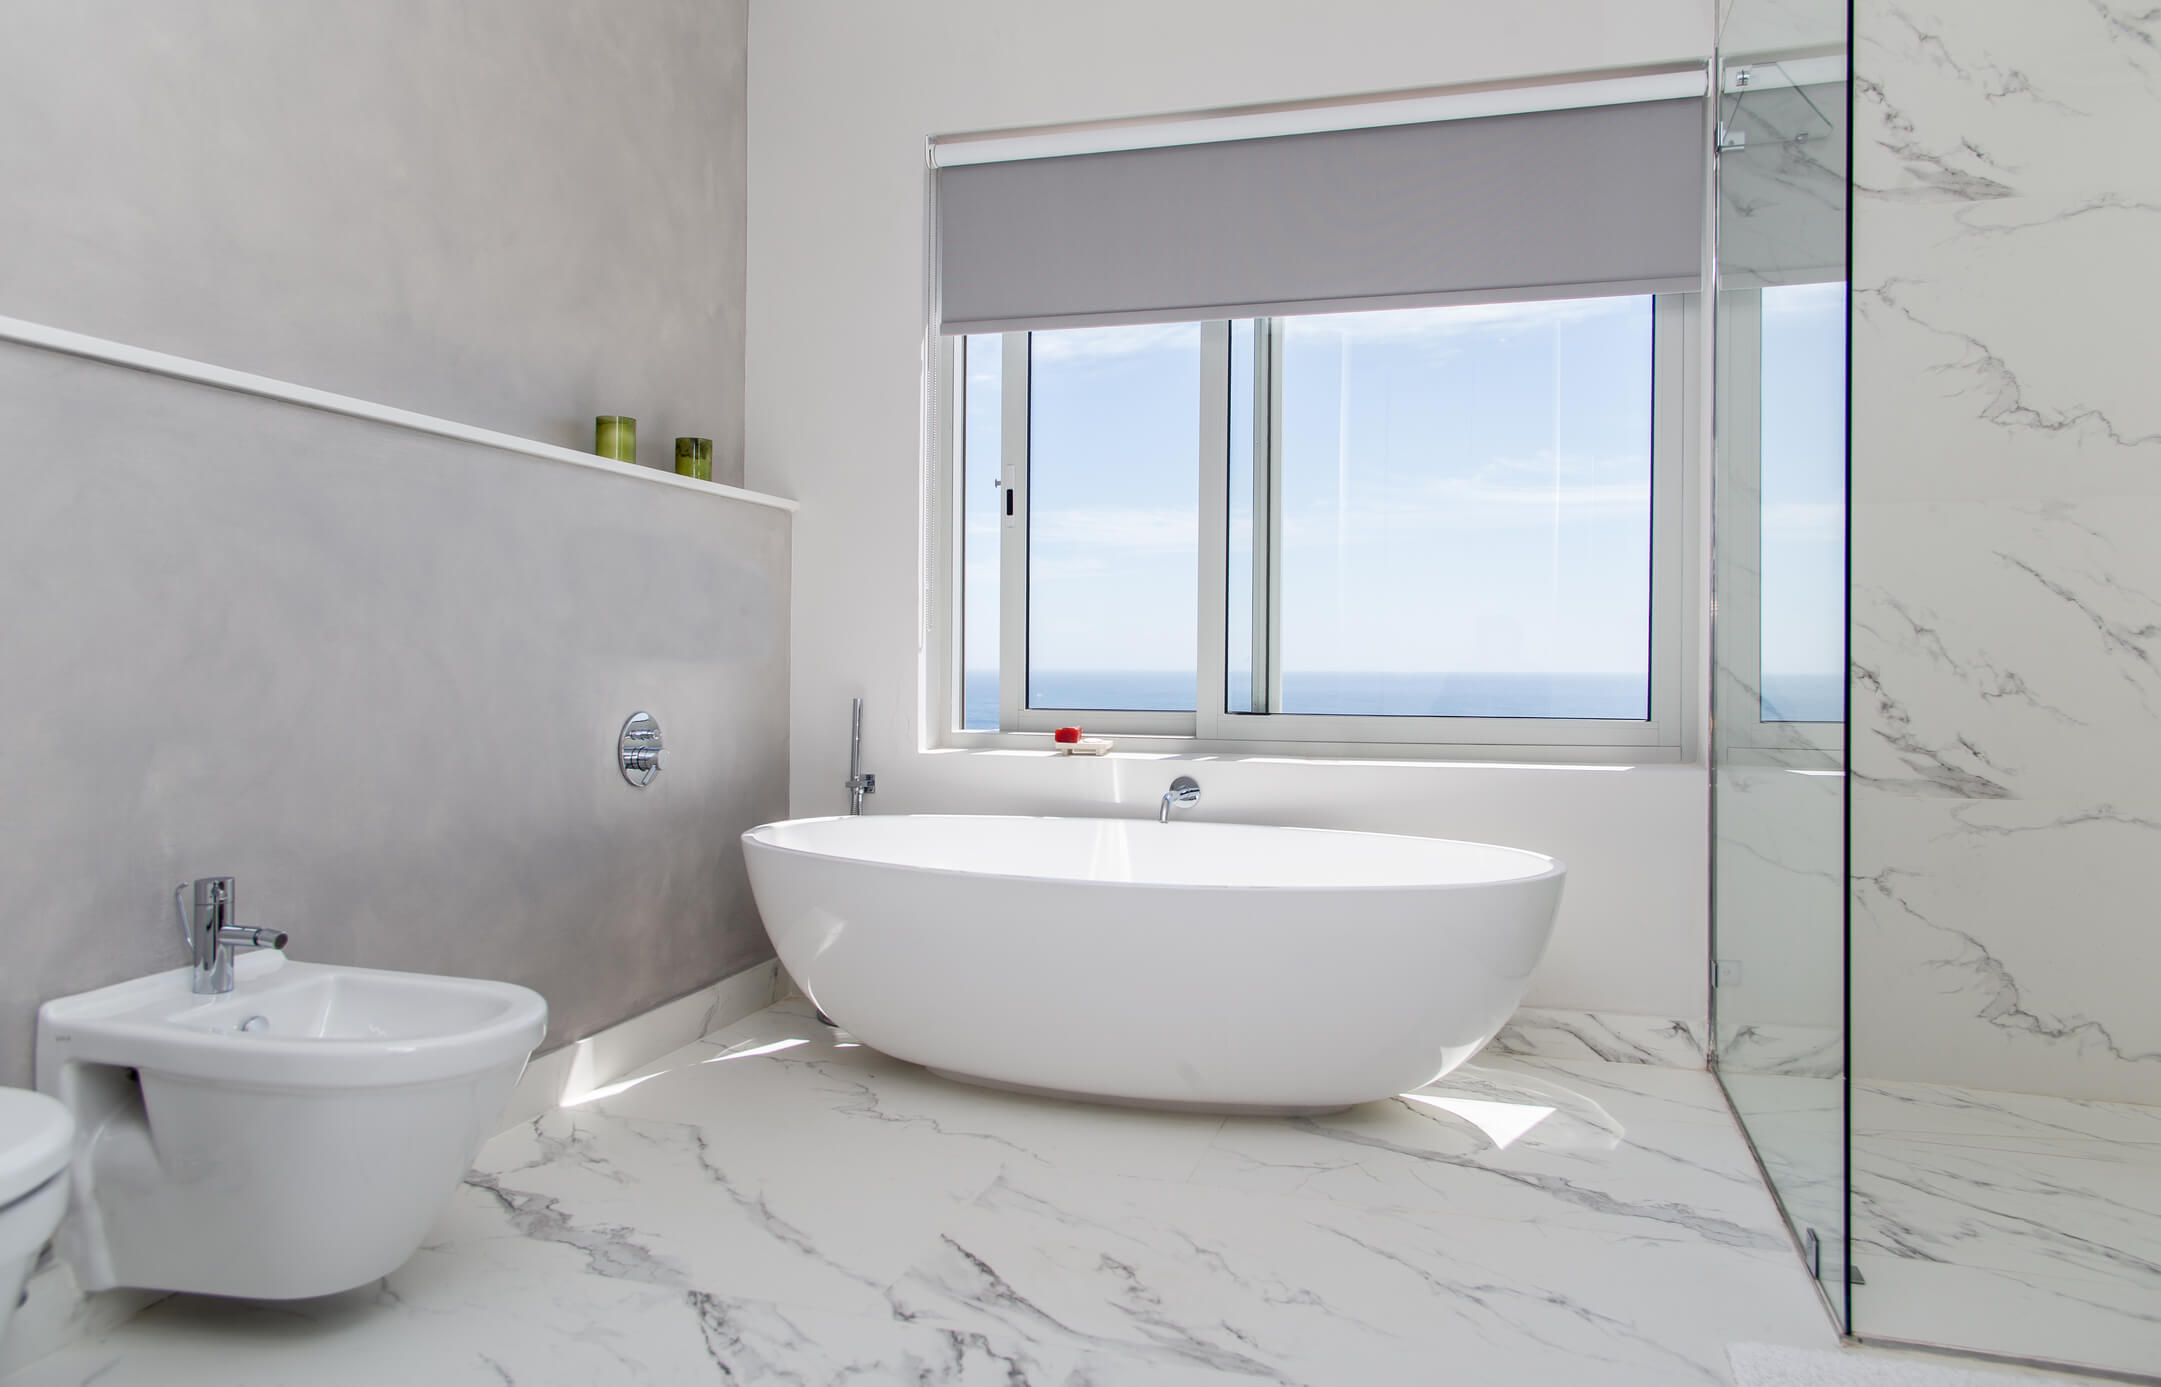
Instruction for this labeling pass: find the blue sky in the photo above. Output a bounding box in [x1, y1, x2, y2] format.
[962, 285, 1845, 709]
[1758, 280, 1846, 688]
[1271, 297, 1651, 682]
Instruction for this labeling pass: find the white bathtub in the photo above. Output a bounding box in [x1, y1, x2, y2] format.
[741, 814, 1565, 1114]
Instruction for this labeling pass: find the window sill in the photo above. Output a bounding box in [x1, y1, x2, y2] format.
[925, 733, 1688, 770]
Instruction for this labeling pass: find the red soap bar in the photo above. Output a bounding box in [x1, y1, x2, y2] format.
[1053, 726, 1083, 744]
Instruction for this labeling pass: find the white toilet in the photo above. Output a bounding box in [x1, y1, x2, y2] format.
[0, 1088, 73, 1347]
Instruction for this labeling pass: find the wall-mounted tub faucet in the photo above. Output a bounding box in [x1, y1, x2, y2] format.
[175, 877, 289, 994]
[1160, 775, 1201, 823]
[845, 698, 876, 815]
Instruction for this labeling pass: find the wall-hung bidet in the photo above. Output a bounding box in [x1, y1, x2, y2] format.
[35, 888, 546, 1299]
[0, 1089, 73, 1347]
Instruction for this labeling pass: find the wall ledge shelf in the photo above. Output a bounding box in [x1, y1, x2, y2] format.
[0, 312, 798, 514]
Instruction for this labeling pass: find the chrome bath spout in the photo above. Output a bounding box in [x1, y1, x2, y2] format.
[1159, 775, 1200, 823]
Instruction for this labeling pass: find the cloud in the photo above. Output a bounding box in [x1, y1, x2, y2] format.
[1277, 448, 1653, 539]
[1026, 322, 1203, 365]
[1282, 294, 1647, 349]
[1031, 505, 1197, 552]
[1762, 280, 1846, 318]
[1762, 500, 1843, 541]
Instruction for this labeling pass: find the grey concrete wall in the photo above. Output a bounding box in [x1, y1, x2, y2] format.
[0, 0, 746, 477]
[0, 0, 772, 1086]
[0, 343, 788, 1086]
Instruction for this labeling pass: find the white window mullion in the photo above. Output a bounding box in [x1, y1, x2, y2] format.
[1260, 317, 1287, 715]
[1647, 293, 1690, 746]
[933, 335, 962, 736]
[996, 332, 1030, 733]
[1000, 325, 1200, 738]
[1194, 321, 1232, 741]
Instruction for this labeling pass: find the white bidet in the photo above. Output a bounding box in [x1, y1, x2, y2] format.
[36, 952, 545, 1299]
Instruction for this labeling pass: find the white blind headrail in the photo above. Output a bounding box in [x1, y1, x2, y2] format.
[931, 65, 1708, 168]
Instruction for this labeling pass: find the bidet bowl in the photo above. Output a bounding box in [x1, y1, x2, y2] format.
[39, 950, 546, 1087]
[36, 952, 546, 1298]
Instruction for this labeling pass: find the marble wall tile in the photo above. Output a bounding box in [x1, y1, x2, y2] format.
[1722, 0, 1851, 56]
[1488, 1007, 1708, 1068]
[1852, 0, 2161, 1105]
[1714, 766, 1846, 1071]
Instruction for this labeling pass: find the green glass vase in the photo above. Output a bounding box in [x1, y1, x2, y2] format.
[595, 416, 637, 464]
[675, 437, 713, 482]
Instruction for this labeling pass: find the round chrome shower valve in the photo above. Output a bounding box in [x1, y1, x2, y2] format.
[619, 712, 663, 786]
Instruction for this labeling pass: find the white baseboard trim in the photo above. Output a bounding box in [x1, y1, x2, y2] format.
[498, 958, 784, 1132]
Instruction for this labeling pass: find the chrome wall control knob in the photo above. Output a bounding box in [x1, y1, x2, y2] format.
[619, 711, 663, 786]
[1160, 775, 1201, 822]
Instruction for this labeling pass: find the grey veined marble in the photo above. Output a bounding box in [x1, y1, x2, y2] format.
[1852, 1079, 2161, 1378]
[8, 1003, 1840, 1385]
[1851, 0, 2161, 1105]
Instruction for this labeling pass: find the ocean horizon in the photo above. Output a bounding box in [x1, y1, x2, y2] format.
[962, 670, 1844, 729]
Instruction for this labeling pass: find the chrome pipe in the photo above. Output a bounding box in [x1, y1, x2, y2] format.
[845, 697, 876, 815]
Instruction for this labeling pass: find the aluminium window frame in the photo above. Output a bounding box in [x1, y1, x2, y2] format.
[927, 294, 1701, 763]
[997, 331, 1201, 738]
[1712, 285, 1844, 766]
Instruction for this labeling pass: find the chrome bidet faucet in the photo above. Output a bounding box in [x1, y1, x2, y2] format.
[1159, 775, 1201, 823]
[175, 876, 289, 994]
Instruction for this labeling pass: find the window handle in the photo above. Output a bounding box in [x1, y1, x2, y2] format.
[1004, 488, 1014, 517]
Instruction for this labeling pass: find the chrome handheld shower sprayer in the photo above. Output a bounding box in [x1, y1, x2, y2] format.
[845, 697, 875, 815]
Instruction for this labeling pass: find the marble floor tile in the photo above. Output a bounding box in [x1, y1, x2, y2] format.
[1491, 1052, 1759, 1129]
[1717, 1067, 2161, 1377]
[1715, 1025, 1844, 1082]
[6, 1004, 1874, 1386]
[1718, 1071, 1847, 1281]
[892, 1165, 1831, 1387]
[1187, 1061, 1796, 1257]
[1849, 1080, 2161, 1379]
[1856, 1081, 2161, 1158]
[1856, 1135, 2161, 1287]
[4, 1260, 1071, 1387]
[1854, 1254, 2161, 1383]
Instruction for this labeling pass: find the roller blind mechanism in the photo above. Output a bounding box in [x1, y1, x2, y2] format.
[934, 68, 1710, 334]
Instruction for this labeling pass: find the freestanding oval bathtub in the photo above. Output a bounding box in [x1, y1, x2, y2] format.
[742, 815, 1564, 1114]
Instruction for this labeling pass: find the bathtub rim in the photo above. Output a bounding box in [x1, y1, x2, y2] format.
[741, 813, 1567, 895]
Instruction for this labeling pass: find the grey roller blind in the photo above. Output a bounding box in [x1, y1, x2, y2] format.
[936, 97, 1706, 334]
